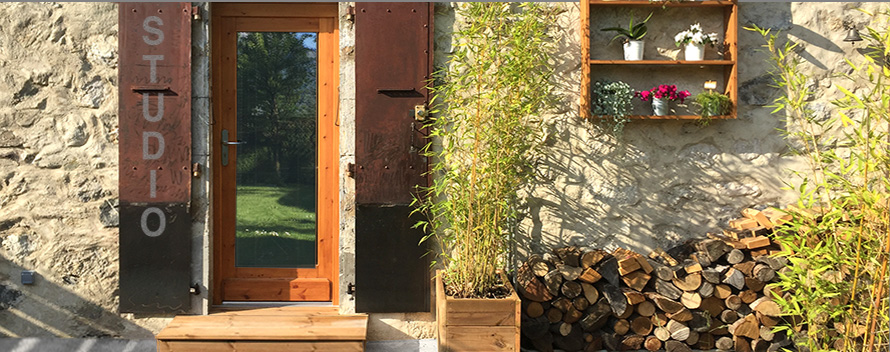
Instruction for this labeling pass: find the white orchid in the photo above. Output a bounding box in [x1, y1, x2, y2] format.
[675, 23, 720, 46]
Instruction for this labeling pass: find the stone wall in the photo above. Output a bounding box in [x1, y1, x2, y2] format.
[0, 0, 885, 342]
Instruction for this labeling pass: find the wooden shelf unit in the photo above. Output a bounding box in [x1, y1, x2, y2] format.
[581, 0, 739, 120]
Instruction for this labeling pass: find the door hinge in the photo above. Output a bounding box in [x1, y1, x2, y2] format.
[347, 163, 356, 178]
[191, 6, 201, 21]
[347, 282, 356, 295]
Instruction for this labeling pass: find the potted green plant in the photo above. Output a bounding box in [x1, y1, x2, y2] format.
[674, 23, 720, 61]
[415, 3, 557, 351]
[693, 91, 732, 118]
[591, 79, 634, 135]
[601, 12, 653, 61]
[636, 84, 690, 116]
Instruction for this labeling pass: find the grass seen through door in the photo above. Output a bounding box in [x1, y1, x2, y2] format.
[235, 184, 316, 268]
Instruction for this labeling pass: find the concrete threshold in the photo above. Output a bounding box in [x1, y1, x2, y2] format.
[0, 338, 157, 352]
[365, 338, 437, 352]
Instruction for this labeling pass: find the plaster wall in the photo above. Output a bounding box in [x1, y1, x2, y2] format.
[0, 0, 885, 342]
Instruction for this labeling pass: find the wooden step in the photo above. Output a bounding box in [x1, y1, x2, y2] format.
[156, 307, 368, 352]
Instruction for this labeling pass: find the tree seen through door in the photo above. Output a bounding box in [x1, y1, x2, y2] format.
[235, 32, 318, 268]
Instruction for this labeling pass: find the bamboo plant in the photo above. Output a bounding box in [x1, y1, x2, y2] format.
[414, 3, 558, 298]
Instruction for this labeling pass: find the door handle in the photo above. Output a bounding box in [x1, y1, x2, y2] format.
[221, 129, 244, 166]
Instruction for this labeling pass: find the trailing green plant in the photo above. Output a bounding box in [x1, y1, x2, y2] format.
[693, 91, 732, 121]
[601, 11, 653, 43]
[414, 3, 558, 298]
[748, 13, 890, 352]
[590, 79, 634, 135]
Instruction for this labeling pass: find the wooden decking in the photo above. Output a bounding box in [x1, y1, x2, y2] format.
[156, 306, 368, 352]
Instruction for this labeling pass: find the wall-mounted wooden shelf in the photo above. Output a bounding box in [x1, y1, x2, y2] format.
[581, 0, 739, 120]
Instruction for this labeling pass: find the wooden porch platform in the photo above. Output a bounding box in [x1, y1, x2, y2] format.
[156, 306, 368, 352]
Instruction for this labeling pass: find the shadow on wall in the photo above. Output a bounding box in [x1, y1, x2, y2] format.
[0, 252, 154, 339]
[517, 3, 805, 257]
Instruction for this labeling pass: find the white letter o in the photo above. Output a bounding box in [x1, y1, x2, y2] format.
[140, 207, 166, 237]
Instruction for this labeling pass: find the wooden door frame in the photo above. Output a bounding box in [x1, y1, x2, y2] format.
[210, 3, 339, 305]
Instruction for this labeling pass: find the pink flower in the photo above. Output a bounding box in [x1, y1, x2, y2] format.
[637, 84, 690, 103]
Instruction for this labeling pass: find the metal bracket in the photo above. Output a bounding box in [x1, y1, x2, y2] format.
[413, 105, 428, 121]
[191, 6, 201, 21]
[221, 129, 244, 166]
[189, 283, 201, 295]
[346, 6, 355, 22]
[347, 283, 356, 295]
[347, 163, 356, 178]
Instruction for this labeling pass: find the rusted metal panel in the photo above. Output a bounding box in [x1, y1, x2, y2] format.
[119, 2, 191, 203]
[355, 205, 431, 313]
[118, 3, 192, 314]
[119, 204, 191, 314]
[355, 3, 432, 205]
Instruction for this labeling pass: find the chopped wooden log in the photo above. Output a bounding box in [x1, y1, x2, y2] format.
[741, 236, 771, 249]
[580, 250, 607, 269]
[745, 277, 766, 292]
[696, 239, 732, 262]
[724, 228, 751, 241]
[564, 307, 583, 324]
[696, 333, 715, 349]
[601, 333, 619, 352]
[730, 217, 760, 230]
[617, 256, 641, 276]
[686, 330, 700, 345]
[667, 307, 693, 322]
[551, 321, 573, 336]
[546, 308, 563, 323]
[631, 316, 653, 335]
[554, 246, 581, 267]
[578, 267, 602, 284]
[751, 297, 781, 317]
[699, 281, 715, 298]
[651, 247, 680, 266]
[622, 288, 646, 305]
[742, 208, 774, 229]
[620, 335, 645, 351]
[562, 280, 582, 299]
[644, 336, 662, 351]
[715, 336, 734, 351]
[702, 269, 722, 284]
[527, 301, 544, 318]
[654, 265, 675, 281]
[544, 270, 563, 297]
[622, 271, 651, 291]
[688, 311, 711, 332]
[573, 296, 589, 311]
[730, 314, 760, 339]
[636, 256, 654, 274]
[654, 326, 671, 341]
[555, 325, 585, 352]
[665, 340, 693, 352]
[753, 264, 776, 282]
[751, 338, 770, 352]
[613, 319, 630, 335]
[516, 262, 553, 302]
[553, 297, 572, 312]
[651, 312, 669, 327]
[700, 296, 725, 317]
[579, 298, 611, 331]
[681, 291, 702, 309]
[733, 261, 756, 277]
[596, 257, 621, 287]
[558, 264, 583, 281]
[714, 284, 733, 299]
[720, 309, 739, 324]
[683, 259, 703, 274]
[615, 304, 634, 319]
[667, 319, 690, 341]
[726, 249, 745, 264]
[531, 331, 555, 352]
[739, 289, 758, 304]
[599, 283, 627, 317]
[725, 294, 742, 310]
[673, 273, 702, 291]
[759, 325, 775, 341]
[655, 279, 683, 300]
[521, 314, 550, 339]
[532, 261, 551, 277]
[650, 294, 685, 314]
[761, 207, 791, 226]
[723, 267, 746, 290]
[636, 300, 656, 317]
[734, 335, 753, 352]
[757, 311, 781, 327]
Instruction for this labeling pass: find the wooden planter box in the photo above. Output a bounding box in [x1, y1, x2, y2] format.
[436, 270, 521, 352]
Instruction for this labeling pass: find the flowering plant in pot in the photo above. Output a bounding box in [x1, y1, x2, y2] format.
[674, 23, 720, 61]
[601, 12, 653, 61]
[637, 84, 690, 116]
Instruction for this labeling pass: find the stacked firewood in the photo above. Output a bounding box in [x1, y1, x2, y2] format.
[516, 207, 800, 352]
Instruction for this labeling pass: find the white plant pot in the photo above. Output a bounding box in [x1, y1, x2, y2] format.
[623, 40, 644, 61]
[652, 97, 669, 116]
[684, 43, 705, 61]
